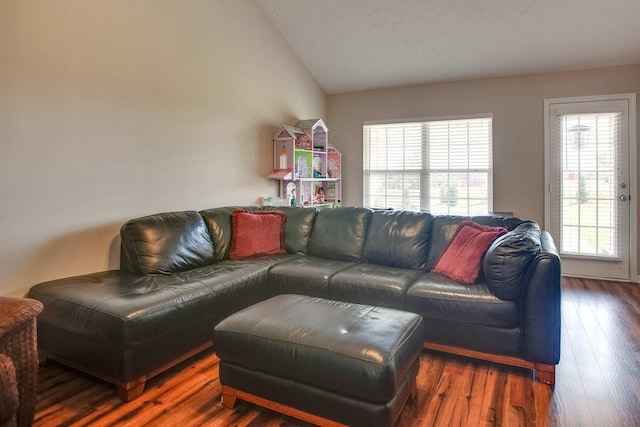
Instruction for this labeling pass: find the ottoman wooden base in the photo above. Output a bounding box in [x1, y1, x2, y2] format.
[219, 360, 419, 427]
[222, 385, 348, 427]
[222, 384, 419, 427]
[214, 294, 424, 427]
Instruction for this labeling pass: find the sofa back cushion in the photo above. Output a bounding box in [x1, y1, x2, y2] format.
[468, 215, 526, 231]
[120, 211, 214, 275]
[483, 221, 541, 300]
[363, 210, 433, 269]
[425, 216, 465, 271]
[308, 207, 372, 262]
[199, 206, 259, 261]
[262, 207, 318, 254]
[426, 214, 526, 271]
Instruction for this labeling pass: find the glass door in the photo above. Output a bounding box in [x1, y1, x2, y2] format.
[546, 95, 634, 280]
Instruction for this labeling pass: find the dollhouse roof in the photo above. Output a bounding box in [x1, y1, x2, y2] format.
[274, 125, 306, 140]
[294, 118, 328, 132]
[327, 144, 341, 154]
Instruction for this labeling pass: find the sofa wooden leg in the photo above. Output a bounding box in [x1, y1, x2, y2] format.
[117, 381, 146, 402]
[221, 385, 237, 409]
[38, 349, 50, 366]
[535, 364, 556, 385]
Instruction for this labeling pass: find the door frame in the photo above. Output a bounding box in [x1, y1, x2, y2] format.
[544, 93, 637, 281]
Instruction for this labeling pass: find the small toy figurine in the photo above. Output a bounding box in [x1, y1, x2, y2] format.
[290, 187, 296, 207]
[314, 186, 325, 204]
[312, 155, 323, 178]
[297, 155, 310, 178]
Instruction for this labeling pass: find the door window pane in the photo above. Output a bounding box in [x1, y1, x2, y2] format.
[558, 113, 620, 257]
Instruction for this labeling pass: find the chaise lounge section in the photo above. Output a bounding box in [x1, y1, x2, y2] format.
[27, 206, 561, 401]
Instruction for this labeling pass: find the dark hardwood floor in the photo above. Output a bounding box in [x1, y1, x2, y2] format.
[34, 277, 640, 426]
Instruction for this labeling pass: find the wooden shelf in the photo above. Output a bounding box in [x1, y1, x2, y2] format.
[297, 177, 339, 182]
[267, 169, 293, 180]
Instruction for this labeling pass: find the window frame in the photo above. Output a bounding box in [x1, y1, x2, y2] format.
[363, 114, 494, 214]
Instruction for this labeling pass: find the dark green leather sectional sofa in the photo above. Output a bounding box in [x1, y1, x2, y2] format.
[27, 206, 561, 401]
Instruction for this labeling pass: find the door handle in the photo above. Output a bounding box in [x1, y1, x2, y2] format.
[619, 195, 628, 201]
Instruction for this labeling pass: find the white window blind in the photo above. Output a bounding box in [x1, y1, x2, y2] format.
[363, 117, 492, 214]
[556, 112, 621, 257]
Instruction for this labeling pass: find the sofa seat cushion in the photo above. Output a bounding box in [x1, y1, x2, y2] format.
[329, 264, 425, 309]
[405, 272, 519, 328]
[28, 254, 299, 348]
[268, 256, 355, 298]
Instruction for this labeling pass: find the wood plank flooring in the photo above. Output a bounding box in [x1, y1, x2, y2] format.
[33, 277, 640, 426]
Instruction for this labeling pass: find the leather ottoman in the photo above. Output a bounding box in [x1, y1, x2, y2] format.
[213, 294, 424, 427]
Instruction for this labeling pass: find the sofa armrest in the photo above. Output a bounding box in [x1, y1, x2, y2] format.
[520, 231, 561, 365]
[0, 354, 19, 426]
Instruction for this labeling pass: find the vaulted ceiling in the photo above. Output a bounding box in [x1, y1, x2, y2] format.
[258, 0, 640, 94]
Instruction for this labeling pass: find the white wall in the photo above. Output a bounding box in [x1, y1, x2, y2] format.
[0, 0, 326, 296]
[328, 64, 640, 275]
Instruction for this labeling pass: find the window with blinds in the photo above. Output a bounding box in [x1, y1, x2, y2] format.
[363, 117, 492, 214]
[557, 112, 621, 257]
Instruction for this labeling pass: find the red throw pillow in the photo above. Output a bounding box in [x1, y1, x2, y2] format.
[229, 210, 286, 260]
[432, 220, 507, 284]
